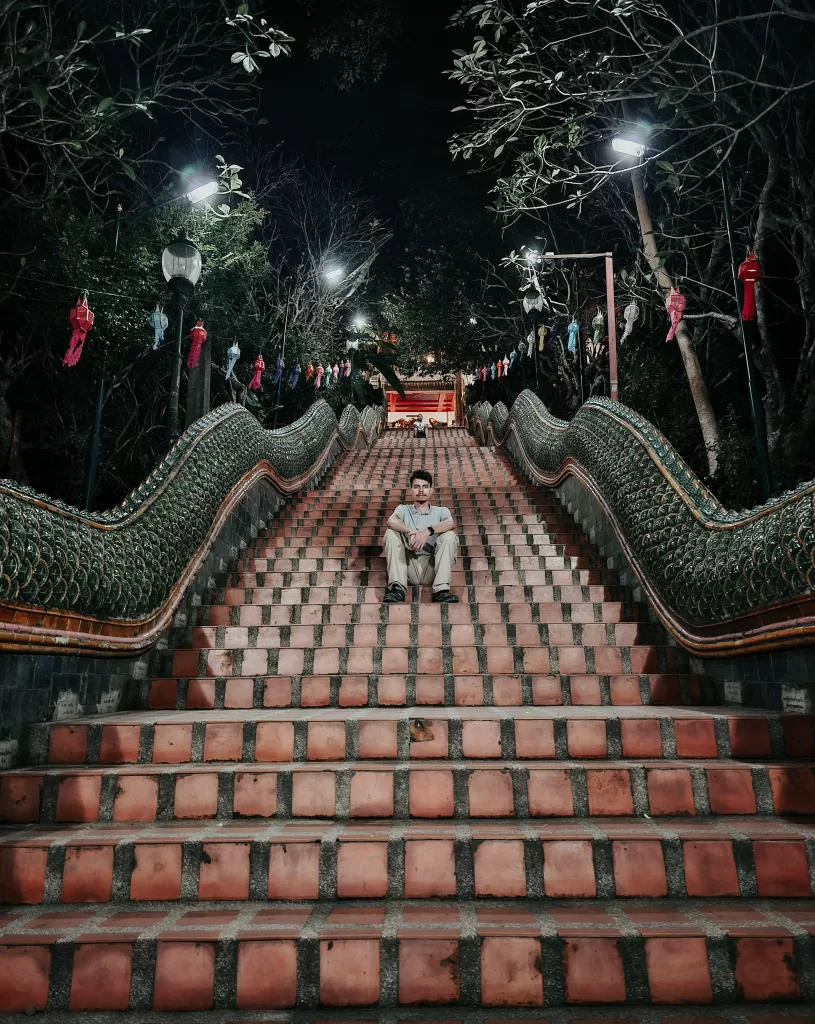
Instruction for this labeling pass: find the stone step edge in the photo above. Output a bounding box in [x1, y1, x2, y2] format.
[2, 760, 812, 822]
[144, 672, 709, 713]
[3, 824, 815, 904]
[29, 710, 804, 766]
[1, 899, 813, 1012]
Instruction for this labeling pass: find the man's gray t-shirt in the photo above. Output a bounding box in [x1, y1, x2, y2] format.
[392, 504, 452, 553]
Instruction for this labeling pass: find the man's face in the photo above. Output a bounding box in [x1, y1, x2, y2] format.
[411, 477, 432, 504]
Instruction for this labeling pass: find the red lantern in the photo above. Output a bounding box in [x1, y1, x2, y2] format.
[738, 252, 762, 321]
[248, 354, 265, 391]
[187, 320, 207, 369]
[305, 362, 314, 381]
[63, 295, 95, 367]
[665, 286, 686, 342]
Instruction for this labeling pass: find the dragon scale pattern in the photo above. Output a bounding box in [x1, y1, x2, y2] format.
[467, 390, 815, 653]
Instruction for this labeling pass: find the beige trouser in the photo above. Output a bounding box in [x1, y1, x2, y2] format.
[383, 529, 459, 592]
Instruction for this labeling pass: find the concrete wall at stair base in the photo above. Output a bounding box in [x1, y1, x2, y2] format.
[0, 472, 295, 768]
[552, 473, 815, 714]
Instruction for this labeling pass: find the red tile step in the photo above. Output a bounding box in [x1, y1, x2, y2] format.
[1, 899, 814, 1011]
[168, 643, 685, 679]
[2, 760, 812, 823]
[202, 599, 646, 626]
[181, 621, 664, 652]
[226, 569, 621, 588]
[29, 707, 803, 766]
[218, 584, 633, 606]
[3, 818, 815, 904]
[147, 672, 704, 710]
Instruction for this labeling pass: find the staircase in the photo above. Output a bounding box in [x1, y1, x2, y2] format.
[1, 428, 814, 1018]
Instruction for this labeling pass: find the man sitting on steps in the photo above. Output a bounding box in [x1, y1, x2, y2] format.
[382, 469, 459, 603]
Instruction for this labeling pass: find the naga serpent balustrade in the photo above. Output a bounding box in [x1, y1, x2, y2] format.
[467, 390, 815, 656]
[0, 400, 385, 655]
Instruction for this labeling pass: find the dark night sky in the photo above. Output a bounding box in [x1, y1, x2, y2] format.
[256, 1, 481, 218]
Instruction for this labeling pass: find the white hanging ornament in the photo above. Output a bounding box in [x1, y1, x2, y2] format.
[225, 341, 241, 380]
[526, 330, 535, 358]
[148, 304, 169, 350]
[621, 301, 640, 342]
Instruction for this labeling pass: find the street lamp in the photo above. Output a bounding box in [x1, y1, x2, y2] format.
[324, 267, 344, 284]
[613, 130, 771, 499]
[162, 230, 202, 449]
[611, 136, 646, 159]
[185, 180, 219, 204]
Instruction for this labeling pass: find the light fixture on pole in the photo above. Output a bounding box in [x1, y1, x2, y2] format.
[162, 230, 202, 449]
[185, 180, 219, 204]
[324, 267, 344, 284]
[611, 136, 646, 159]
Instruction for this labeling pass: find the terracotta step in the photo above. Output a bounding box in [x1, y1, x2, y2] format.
[219, 584, 632, 606]
[146, 672, 705, 710]
[1, 898, 813, 1011]
[235, 561, 597, 577]
[2, 759, 811, 823]
[203, 599, 645, 627]
[181, 621, 663, 652]
[227, 569, 620, 588]
[3, 817, 815, 905]
[29, 706, 801, 767]
[254, 536, 593, 552]
[251, 541, 594, 556]
[169, 643, 684, 679]
[277, 512, 569, 526]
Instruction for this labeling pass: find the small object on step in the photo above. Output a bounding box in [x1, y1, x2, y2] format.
[383, 582, 406, 603]
[432, 588, 459, 603]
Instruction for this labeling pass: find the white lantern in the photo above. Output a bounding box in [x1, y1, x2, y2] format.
[162, 231, 202, 288]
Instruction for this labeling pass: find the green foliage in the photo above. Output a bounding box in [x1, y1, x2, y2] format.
[306, 0, 401, 89]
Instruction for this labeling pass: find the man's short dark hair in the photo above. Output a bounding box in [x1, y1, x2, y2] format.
[410, 469, 433, 487]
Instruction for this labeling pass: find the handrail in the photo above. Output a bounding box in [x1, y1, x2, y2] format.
[467, 390, 815, 656]
[0, 400, 385, 654]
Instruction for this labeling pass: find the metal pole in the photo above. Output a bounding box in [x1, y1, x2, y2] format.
[273, 296, 290, 430]
[720, 165, 772, 500]
[165, 287, 185, 449]
[604, 253, 619, 401]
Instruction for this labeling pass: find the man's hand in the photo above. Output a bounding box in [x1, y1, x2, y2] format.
[408, 529, 430, 553]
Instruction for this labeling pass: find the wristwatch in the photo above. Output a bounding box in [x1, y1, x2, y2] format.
[427, 526, 435, 535]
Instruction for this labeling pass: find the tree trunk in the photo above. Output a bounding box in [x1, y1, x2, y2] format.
[629, 164, 721, 476]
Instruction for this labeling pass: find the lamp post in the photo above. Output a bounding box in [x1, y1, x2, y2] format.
[613, 130, 770, 498]
[162, 230, 202, 449]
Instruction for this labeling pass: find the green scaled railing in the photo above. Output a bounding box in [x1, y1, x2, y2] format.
[467, 390, 815, 656]
[0, 400, 384, 654]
